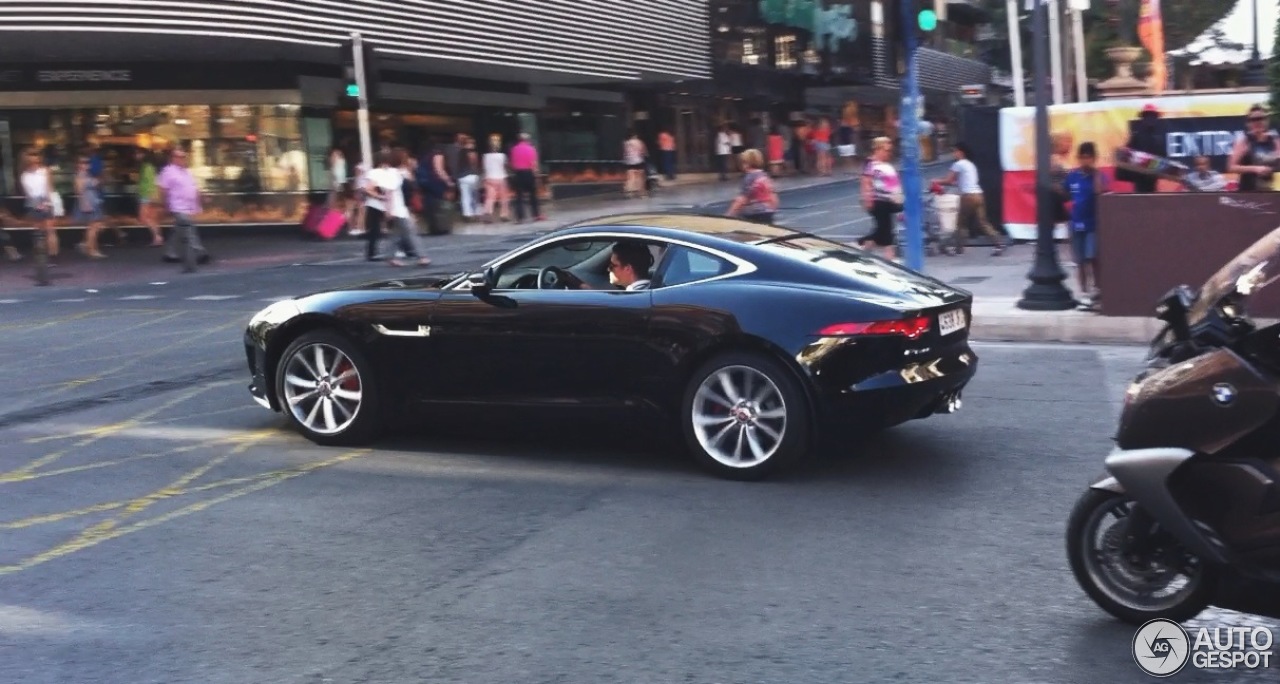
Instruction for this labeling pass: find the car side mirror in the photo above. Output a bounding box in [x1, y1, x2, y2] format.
[468, 267, 496, 296]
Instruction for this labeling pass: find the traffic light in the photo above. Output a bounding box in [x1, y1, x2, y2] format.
[896, 1, 941, 51]
[338, 39, 380, 106]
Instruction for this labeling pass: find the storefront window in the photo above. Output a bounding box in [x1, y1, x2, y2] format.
[1, 103, 310, 226]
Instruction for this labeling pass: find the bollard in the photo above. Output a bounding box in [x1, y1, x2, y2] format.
[33, 228, 49, 286]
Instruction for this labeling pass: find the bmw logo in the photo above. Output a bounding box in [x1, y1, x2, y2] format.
[1211, 383, 1237, 407]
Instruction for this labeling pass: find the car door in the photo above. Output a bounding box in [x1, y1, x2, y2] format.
[426, 287, 652, 407]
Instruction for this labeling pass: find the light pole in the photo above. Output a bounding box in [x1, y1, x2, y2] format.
[899, 0, 925, 272]
[1017, 0, 1077, 311]
[1242, 0, 1266, 86]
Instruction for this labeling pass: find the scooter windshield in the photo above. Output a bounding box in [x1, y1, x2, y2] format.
[1188, 225, 1280, 325]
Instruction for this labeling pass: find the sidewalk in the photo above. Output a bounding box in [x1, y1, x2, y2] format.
[918, 242, 1162, 345]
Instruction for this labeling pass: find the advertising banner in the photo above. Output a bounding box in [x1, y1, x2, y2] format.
[998, 92, 1263, 240]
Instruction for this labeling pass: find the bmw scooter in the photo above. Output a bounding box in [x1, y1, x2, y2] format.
[1067, 226, 1280, 625]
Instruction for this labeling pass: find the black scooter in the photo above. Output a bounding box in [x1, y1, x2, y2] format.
[1067, 227, 1280, 625]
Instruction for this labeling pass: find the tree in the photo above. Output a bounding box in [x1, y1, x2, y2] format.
[1081, 0, 1235, 79]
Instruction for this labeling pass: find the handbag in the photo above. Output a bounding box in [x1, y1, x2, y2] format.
[50, 192, 65, 217]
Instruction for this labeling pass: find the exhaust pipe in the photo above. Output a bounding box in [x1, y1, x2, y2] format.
[936, 391, 962, 414]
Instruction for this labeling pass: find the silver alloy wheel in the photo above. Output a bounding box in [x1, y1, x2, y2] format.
[691, 364, 787, 468]
[282, 342, 363, 436]
[1080, 496, 1204, 613]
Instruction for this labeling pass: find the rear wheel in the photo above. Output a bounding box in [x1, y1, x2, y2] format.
[276, 330, 382, 446]
[1066, 487, 1215, 624]
[681, 351, 811, 480]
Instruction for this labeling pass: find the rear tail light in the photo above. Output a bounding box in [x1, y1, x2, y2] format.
[817, 315, 931, 339]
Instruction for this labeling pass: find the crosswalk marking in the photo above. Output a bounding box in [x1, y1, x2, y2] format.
[186, 295, 241, 301]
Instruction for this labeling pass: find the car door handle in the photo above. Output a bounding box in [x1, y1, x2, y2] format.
[372, 324, 431, 337]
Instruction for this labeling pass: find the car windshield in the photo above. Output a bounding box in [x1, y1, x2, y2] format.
[1188, 225, 1280, 325]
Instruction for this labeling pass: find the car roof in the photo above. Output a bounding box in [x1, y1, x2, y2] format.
[555, 212, 806, 251]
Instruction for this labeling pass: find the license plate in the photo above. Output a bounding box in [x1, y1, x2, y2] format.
[938, 309, 966, 336]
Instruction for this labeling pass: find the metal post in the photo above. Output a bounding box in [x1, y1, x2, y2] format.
[1007, 0, 1026, 107]
[352, 32, 374, 169]
[1072, 8, 1088, 101]
[899, 0, 925, 272]
[1048, 0, 1064, 104]
[1017, 0, 1077, 311]
[33, 228, 48, 286]
[1242, 0, 1266, 86]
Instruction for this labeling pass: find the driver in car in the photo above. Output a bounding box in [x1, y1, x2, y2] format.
[566, 241, 652, 291]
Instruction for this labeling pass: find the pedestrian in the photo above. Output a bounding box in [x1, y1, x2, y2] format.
[328, 147, 347, 210]
[509, 133, 544, 223]
[21, 149, 58, 264]
[456, 135, 480, 222]
[383, 150, 430, 268]
[811, 118, 833, 176]
[415, 141, 452, 235]
[940, 142, 1007, 256]
[1116, 103, 1165, 193]
[157, 147, 211, 271]
[72, 156, 106, 259]
[658, 129, 676, 180]
[1183, 155, 1227, 192]
[1228, 104, 1280, 192]
[361, 151, 393, 260]
[1062, 141, 1108, 311]
[724, 149, 777, 225]
[622, 130, 648, 199]
[859, 137, 903, 261]
[767, 125, 785, 177]
[135, 148, 164, 247]
[482, 134, 511, 222]
[715, 124, 732, 180]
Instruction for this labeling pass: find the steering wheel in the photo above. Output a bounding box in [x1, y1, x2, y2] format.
[538, 266, 569, 290]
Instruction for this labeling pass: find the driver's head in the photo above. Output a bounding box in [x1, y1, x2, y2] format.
[608, 241, 652, 287]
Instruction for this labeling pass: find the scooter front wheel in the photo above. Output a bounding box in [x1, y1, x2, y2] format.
[1066, 487, 1216, 625]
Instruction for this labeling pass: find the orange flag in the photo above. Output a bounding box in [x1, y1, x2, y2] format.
[1138, 0, 1166, 92]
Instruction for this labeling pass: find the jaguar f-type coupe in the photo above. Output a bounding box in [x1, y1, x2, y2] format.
[244, 213, 977, 479]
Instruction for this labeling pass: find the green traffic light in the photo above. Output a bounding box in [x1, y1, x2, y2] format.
[345, 84, 359, 97]
[918, 9, 937, 31]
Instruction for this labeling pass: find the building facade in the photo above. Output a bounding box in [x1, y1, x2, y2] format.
[0, 0, 710, 225]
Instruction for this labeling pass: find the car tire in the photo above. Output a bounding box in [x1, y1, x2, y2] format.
[276, 329, 382, 446]
[681, 351, 811, 480]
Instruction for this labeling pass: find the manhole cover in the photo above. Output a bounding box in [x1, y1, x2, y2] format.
[950, 276, 990, 285]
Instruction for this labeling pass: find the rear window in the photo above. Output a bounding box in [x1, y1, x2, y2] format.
[660, 246, 734, 286]
[755, 237, 918, 284]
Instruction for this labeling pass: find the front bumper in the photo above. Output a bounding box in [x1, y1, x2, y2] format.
[245, 335, 274, 411]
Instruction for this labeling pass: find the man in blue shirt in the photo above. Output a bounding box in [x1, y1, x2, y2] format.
[1062, 142, 1108, 310]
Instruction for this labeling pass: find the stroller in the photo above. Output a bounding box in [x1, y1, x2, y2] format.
[645, 161, 662, 194]
[894, 182, 953, 256]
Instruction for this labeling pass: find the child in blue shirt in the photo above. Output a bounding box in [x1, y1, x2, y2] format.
[1062, 142, 1109, 310]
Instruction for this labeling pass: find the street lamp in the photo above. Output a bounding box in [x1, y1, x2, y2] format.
[1017, 0, 1077, 311]
[1242, 0, 1266, 86]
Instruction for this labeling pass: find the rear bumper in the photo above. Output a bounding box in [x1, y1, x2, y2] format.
[816, 343, 977, 429]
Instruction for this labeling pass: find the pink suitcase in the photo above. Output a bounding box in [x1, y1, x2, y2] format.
[301, 204, 326, 234]
[314, 210, 346, 240]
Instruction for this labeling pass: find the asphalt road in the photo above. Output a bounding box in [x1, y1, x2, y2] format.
[3, 179, 1274, 682]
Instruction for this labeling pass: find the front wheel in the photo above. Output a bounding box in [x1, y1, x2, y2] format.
[1066, 487, 1216, 625]
[681, 351, 811, 480]
[276, 330, 382, 446]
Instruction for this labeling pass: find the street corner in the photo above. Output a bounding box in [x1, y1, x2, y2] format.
[0, 380, 372, 579]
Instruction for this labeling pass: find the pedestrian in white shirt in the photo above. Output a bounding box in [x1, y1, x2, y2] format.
[716, 124, 733, 181]
[940, 142, 1007, 256]
[349, 160, 368, 237]
[385, 152, 430, 267]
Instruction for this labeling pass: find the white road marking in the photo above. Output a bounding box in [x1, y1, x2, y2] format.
[260, 296, 294, 302]
[119, 295, 159, 300]
[0, 299, 22, 304]
[52, 298, 88, 303]
[186, 295, 240, 301]
[781, 210, 831, 222]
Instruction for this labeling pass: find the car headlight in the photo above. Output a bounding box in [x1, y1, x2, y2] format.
[250, 300, 301, 327]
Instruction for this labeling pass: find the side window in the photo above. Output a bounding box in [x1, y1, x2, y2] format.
[659, 246, 735, 287]
[494, 239, 610, 289]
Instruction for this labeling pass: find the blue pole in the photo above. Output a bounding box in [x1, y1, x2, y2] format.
[898, 0, 924, 271]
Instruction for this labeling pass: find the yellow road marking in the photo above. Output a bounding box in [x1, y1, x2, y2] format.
[0, 449, 371, 576]
[21, 379, 241, 445]
[1, 384, 223, 479]
[0, 309, 169, 333]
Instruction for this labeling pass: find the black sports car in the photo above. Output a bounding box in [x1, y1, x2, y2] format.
[244, 213, 977, 479]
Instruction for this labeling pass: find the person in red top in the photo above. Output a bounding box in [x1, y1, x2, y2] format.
[811, 118, 833, 176]
[508, 133, 545, 223]
[767, 126, 785, 176]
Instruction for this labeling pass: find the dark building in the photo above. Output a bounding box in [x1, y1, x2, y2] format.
[0, 0, 710, 225]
